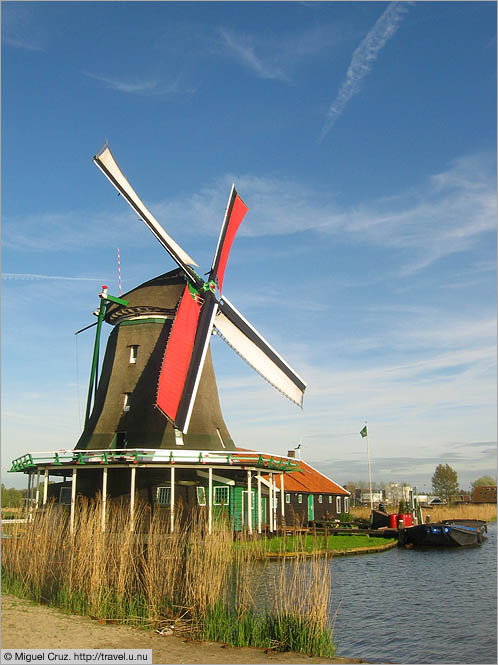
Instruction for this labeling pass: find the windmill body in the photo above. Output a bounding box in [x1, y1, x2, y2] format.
[76, 269, 235, 453]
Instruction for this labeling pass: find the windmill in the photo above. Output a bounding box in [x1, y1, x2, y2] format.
[79, 144, 306, 451]
[9, 145, 307, 531]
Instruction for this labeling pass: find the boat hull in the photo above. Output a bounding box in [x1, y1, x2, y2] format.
[403, 520, 487, 548]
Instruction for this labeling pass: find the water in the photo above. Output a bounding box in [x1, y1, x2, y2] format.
[257, 524, 497, 664]
[329, 522, 497, 663]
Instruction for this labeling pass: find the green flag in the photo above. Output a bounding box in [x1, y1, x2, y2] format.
[360, 425, 368, 438]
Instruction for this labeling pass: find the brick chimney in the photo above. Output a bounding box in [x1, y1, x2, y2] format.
[287, 450, 295, 458]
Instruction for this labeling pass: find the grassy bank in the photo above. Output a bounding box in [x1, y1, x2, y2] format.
[251, 533, 396, 555]
[1, 499, 335, 658]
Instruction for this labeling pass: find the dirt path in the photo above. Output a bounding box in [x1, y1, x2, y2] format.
[1, 594, 365, 664]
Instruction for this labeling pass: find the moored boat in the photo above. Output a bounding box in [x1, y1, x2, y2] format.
[401, 519, 487, 547]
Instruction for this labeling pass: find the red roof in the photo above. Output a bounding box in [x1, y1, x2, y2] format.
[235, 448, 348, 496]
[274, 460, 349, 495]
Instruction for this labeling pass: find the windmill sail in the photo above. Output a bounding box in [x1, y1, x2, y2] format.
[93, 145, 200, 281]
[209, 185, 248, 294]
[156, 285, 219, 434]
[215, 297, 306, 407]
[156, 284, 202, 425]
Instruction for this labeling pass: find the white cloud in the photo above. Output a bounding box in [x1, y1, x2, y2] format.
[83, 72, 196, 96]
[320, 1, 412, 139]
[4, 153, 494, 276]
[2, 4, 45, 51]
[2, 273, 105, 282]
[218, 28, 290, 81]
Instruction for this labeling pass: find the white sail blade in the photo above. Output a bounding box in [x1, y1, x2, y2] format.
[94, 145, 198, 273]
[215, 297, 306, 407]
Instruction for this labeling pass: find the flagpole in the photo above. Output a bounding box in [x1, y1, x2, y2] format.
[365, 423, 373, 512]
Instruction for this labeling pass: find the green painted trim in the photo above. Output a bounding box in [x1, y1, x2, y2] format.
[119, 318, 167, 326]
[85, 300, 107, 427]
[105, 294, 129, 307]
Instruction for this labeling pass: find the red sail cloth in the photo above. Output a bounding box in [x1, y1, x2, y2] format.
[156, 285, 201, 421]
[215, 194, 248, 293]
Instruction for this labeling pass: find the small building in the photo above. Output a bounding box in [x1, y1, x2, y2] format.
[355, 488, 384, 506]
[473, 486, 497, 504]
[270, 453, 350, 526]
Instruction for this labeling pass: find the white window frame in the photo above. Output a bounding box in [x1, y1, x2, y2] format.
[157, 486, 171, 506]
[129, 345, 138, 364]
[174, 428, 184, 446]
[214, 486, 229, 506]
[298, 494, 302, 504]
[328, 495, 333, 504]
[123, 393, 131, 412]
[336, 496, 341, 513]
[318, 494, 323, 504]
[285, 493, 291, 504]
[344, 497, 350, 512]
[196, 486, 206, 506]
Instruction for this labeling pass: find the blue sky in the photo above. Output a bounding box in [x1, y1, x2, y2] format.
[2, 1, 496, 492]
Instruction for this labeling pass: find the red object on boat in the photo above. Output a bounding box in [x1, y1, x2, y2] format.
[389, 513, 398, 528]
[403, 513, 413, 526]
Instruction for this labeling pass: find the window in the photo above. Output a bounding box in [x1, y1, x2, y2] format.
[214, 486, 229, 505]
[298, 494, 302, 504]
[116, 431, 127, 449]
[59, 487, 72, 505]
[157, 486, 171, 505]
[318, 495, 323, 503]
[123, 393, 131, 412]
[174, 429, 184, 446]
[344, 497, 350, 512]
[196, 487, 206, 506]
[285, 493, 291, 504]
[328, 496, 333, 504]
[336, 496, 341, 513]
[129, 345, 138, 364]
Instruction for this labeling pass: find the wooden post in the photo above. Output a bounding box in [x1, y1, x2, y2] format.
[208, 467, 213, 535]
[257, 471, 262, 534]
[280, 472, 285, 519]
[43, 468, 49, 506]
[170, 465, 175, 533]
[101, 466, 108, 533]
[247, 470, 252, 534]
[269, 473, 273, 532]
[26, 472, 32, 521]
[129, 466, 136, 532]
[70, 467, 77, 534]
[34, 469, 41, 509]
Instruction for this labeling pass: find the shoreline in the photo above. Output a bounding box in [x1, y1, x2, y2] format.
[1, 593, 366, 664]
[264, 540, 398, 558]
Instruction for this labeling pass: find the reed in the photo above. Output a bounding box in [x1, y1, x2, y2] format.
[1, 500, 335, 657]
[426, 503, 496, 522]
[351, 503, 497, 522]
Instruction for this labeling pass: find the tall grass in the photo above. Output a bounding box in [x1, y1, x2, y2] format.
[351, 503, 497, 522]
[1, 498, 334, 657]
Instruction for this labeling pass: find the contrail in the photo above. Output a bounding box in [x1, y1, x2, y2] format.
[2, 273, 105, 282]
[320, 1, 412, 141]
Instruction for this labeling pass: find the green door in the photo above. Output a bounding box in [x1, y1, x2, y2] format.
[308, 494, 314, 521]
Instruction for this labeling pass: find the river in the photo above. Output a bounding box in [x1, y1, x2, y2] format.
[330, 523, 497, 663]
[257, 523, 497, 664]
